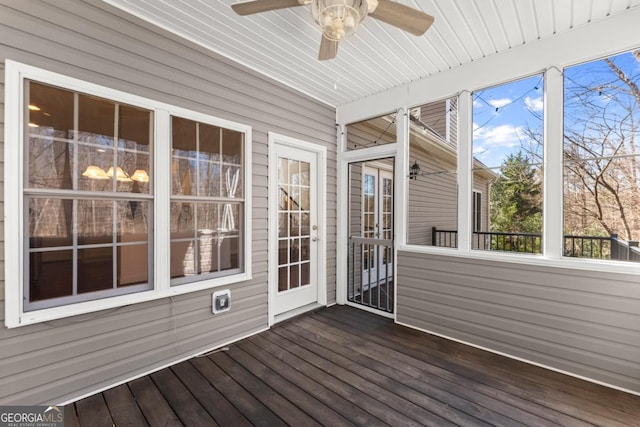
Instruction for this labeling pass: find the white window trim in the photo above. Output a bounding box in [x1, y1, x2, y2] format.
[4, 60, 252, 327]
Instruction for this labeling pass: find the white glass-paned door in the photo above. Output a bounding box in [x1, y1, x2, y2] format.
[362, 166, 393, 288]
[272, 144, 319, 316]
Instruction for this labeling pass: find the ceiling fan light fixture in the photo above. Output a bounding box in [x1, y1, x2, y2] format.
[313, 0, 367, 41]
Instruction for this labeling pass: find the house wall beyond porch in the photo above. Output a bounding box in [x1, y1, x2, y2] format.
[0, 0, 337, 404]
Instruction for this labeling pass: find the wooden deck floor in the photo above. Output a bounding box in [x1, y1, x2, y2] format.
[65, 305, 640, 426]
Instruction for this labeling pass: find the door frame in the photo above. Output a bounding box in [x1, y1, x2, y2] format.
[338, 142, 400, 319]
[268, 132, 327, 326]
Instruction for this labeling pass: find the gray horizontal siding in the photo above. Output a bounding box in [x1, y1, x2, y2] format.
[407, 143, 457, 246]
[397, 251, 640, 393]
[0, 0, 336, 404]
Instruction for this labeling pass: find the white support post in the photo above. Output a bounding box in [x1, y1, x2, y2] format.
[336, 123, 347, 305]
[395, 107, 408, 248]
[457, 91, 473, 252]
[543, 67, 564, 259]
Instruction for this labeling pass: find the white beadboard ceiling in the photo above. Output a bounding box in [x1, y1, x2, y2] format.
[102, 0, 640, 107]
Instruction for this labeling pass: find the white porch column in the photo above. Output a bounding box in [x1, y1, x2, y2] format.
[457, 91, 472, 252]
[544, 67, 564, 258]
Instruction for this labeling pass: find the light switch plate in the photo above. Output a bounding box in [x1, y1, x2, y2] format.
[212, 289, 231, 314]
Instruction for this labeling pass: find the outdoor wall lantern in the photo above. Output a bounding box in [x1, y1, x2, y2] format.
[409, 160, 420, 180]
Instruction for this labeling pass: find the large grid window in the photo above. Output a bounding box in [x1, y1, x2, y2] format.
[170, 117, 244, 283]
[25, 81, 153, 310]
[6, 61, 251, 326]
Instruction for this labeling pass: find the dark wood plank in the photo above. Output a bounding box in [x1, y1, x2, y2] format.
[74, 393, 114, 427]
[223, 344, 354, 426]
[191, 354, 287, 427]
[171, 360, 253, 427]
[273, 324, 492, 427]
[318, 310, 584, 426]
[295, 315, 551, 426]
[284, 319, 526, 427]
[209, 350, 323, 427]
[151, 368, 218, 427]
[102, 384, 149, 427]
[329, 306, 640, 423]
[64, 402, 80, 427]
[128, 376, 182, 427]
[238, 339, 386, 427]
[69, 306, 640, 427]
[317, 308, 625, 427]
[338, 306, 640, 417]
[254, 331, 454, 426]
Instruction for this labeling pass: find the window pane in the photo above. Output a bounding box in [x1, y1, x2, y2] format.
[27, 81, 74, 139]
[29, 198, 73, 248]
[77, 144, 113, 192]
[197, 203, 219, 232]
[278, 266, 288, 292]
[29, 250, 73, 301]
[346, 112, 397, 151]
[119, 105, 152, 151]
[171, 202, 195, 236]
[564, 50, 640, 262]
[117, 200, 149, 242]
[406, 98, 459, 247]
[472, 76, 544, 254]
[78, 199, 113, 245]
[200, 123, 221, 161]
[170, 201, 241, 280]
[172, 116, 197, 157]
[28, 138, 75, 190]
[199, 160, 221, 197]
[221, 128, 243, 164]
[118, 244, 148, 286]
[78, 247, 113, 293]
[79, 94, 115, 140]
[219, 237, 239, 272]
[222, 165, 242, 198]
[172, 158, 196, 195]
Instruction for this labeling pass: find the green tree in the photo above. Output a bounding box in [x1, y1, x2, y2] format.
[490, 151, 542, 234]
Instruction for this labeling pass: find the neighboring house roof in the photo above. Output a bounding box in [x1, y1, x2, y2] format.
[408, 114, 497, 181]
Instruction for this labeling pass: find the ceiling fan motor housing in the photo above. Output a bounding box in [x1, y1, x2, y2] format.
[311, 0, 369, 41]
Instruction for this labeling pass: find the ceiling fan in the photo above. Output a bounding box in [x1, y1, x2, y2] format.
[231, 0, 434, 60]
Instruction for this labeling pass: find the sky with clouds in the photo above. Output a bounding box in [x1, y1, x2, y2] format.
[472, 75, 543, 168]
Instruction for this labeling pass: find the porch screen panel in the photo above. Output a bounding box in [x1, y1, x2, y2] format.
[472, 76, 544, 255]
[407, 97, 459, 248]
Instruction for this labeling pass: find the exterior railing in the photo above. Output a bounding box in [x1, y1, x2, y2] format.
[348, 236, 394, 313]
[473, 231, 542, 254]
[431, 227, 640, 261]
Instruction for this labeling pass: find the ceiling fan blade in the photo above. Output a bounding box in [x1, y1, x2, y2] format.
[231, 0, 302, 16]
[369, 0, 434, 36]
[318, 35, 339, 61]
